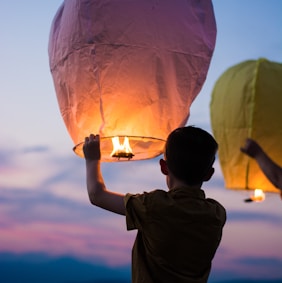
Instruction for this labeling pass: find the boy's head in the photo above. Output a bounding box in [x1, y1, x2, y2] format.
[163, 126, 218, 186]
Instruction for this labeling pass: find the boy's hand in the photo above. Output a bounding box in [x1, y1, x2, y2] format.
[83, 134, 101, 160]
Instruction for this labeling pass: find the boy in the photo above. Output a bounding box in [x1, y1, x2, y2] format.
[83, 126, 226, 283]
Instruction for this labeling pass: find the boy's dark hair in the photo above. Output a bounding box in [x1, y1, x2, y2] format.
[165, 126, 218, 185]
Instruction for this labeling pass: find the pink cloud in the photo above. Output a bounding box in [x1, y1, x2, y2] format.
[0, 218, 134, 266]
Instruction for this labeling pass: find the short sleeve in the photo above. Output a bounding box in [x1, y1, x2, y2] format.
[124, 192, 148, 231]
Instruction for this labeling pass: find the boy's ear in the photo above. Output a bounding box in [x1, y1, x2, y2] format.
[159, 158, 169, 175]
[203, 167, 215, 182]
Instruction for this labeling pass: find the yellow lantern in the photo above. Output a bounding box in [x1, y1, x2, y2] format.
[210, 58, 282, 196]
[49, 0, 216, 161]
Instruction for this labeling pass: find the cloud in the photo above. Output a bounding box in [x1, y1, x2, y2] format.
[0, 146, 18, 171]
[0, 144, 54, 189]
[101, 157, 166, 194]
[228, 255, 282, 279]
[235, 256, 282, 267]
[21, 145, 50, 154]
[0, 187, 134, 266]
[0, 143, 87, 203]
[227, 210, 282, 223]
[211, 250, 282, 281]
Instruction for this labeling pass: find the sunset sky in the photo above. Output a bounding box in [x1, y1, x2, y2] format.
[0, 1, 282, 283]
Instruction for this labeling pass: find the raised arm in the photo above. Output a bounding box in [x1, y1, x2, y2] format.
[83, 134, 126, 215]
[241, 138, 282, 191]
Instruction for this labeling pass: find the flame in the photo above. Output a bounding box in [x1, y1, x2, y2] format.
[251, 189, 265, 202]
[111, 137, 134, 159]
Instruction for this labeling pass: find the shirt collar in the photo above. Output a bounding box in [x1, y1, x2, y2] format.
[169, 186, 206, 199]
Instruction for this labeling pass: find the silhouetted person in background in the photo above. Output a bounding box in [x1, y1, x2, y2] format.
[241, 138, 282, 200]
[83, 126, 226, 283]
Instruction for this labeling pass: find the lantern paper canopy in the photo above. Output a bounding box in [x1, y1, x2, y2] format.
[49, 0, 216, 161]
[210, 58, 282, 193]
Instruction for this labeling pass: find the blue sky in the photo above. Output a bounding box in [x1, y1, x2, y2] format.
[0, 1, 282, 282]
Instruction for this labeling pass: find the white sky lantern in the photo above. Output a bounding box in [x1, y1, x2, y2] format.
[49, 0, 216, 161]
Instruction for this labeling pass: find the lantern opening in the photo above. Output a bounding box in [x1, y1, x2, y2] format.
[73, 136, 166, 162]
[244, 189, 266, 203]
[111, 137, 134, 160]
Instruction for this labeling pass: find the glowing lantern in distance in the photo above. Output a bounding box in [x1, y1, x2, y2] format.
[244, 189, 265, 203]
[49, 0, 217, 161]
[210, 58, 282, 195]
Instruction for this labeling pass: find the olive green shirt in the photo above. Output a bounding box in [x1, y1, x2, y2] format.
[125, 187, 226, 283]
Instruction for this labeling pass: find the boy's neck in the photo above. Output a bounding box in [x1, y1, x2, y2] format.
[168, 176, 202, 191]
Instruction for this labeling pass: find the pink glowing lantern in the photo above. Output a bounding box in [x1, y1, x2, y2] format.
[49, 0, 216, 161]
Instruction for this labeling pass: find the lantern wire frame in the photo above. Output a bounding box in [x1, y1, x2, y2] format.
[73, 135, 166, 162]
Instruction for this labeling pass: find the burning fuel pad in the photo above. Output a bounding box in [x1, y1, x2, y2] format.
[49, 0, 216, 161]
